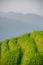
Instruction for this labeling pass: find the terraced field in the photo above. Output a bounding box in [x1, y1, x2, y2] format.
[0, 30, 43, 65]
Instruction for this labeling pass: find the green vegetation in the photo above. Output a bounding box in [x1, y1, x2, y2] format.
[0, 30, 43, 65]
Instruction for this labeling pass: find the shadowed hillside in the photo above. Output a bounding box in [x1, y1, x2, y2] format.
[0, 30, 43, 65]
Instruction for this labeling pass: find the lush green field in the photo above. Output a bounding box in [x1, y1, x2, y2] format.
[0, 30, 43, 65]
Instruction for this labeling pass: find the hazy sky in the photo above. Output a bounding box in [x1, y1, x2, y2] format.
[0, 0, 43, 16]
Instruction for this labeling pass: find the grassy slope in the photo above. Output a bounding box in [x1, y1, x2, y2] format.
[0, 30, 43, 65]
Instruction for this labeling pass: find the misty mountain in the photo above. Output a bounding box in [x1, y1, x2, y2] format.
[0, 12, 43, 40]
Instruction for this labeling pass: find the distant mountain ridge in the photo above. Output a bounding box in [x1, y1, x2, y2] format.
[0, 12, 43, 26]
[0, 12, 43, 40]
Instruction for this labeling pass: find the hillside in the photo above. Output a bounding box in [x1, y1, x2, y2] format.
[0, 30, 43, 65]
